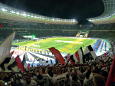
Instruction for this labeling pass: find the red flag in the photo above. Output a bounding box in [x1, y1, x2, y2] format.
[106, 56, 115, 86]
[49, 47, 65, 64]
[15, 56, 25, 72]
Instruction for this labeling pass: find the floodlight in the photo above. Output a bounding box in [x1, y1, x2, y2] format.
[31, 15, 34, 17]
[71, 19, 76, 22]
[16, 12, 19, 15]
[34, 16, 38, 18]
[1, 8, 7, 12]
[26, 14, 30, 17]
[22, 13, 27, 16]
[10, 10, 16, 13]
[52, 18, 55, 21]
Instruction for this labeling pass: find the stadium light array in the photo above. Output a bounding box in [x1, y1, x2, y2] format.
[10, 10, 16, 14]
[71, 19, 76, 22]
[16, 12, 20, 15]
[21, 12, 27, 16]
[31, 15, 34, 17]
[52, 18, 55, 21]
[34, 16, 39, 18]
[1, 8, 7, 12]
[27, 14, 31, 17]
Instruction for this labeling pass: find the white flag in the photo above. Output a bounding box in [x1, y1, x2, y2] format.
[73, 47, 83, 64]
[0, 32, 15, 64]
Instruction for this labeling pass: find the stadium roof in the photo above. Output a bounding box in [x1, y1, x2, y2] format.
[89, 0, 115, 24]
[0, 0, 115, 25]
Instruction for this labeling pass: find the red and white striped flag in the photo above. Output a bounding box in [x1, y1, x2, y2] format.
[73, 47, 83, 64]
[49, 47, 65, 65]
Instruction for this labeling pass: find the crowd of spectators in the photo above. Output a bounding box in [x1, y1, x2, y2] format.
[0, 56, 113, 86]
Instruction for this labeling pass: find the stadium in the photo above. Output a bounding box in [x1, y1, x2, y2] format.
[0, 0, 115, 86]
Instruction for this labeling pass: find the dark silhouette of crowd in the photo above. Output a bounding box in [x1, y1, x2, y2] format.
[0, 56, 112, 86]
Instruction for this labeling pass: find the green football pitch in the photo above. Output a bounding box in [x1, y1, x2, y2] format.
[13, 37, 97, 54]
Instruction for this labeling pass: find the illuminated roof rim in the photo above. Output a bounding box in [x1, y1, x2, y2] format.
[0, 1, 115, 25]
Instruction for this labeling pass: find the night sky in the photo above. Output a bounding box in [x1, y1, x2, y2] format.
[0, 0, 104, 20]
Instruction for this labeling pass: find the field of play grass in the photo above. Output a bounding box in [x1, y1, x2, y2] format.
[13, 37, 97, 54]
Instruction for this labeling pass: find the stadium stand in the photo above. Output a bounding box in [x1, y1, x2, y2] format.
[0, 1, 115, 86]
